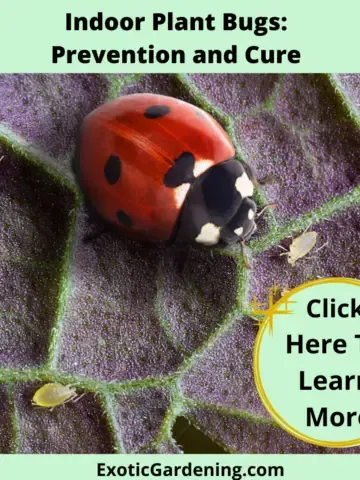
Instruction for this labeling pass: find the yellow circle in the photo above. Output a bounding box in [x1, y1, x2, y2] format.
[253, 276, 360, 448]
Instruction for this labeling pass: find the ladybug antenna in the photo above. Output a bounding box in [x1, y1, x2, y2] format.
[256, 203, 277, 219]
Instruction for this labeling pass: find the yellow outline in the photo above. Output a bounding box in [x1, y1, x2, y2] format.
[253, 277, 360, 448]
[249, 281, 296, 333]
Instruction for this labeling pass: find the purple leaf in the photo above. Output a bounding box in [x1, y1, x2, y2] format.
[1, 73, 360, 453]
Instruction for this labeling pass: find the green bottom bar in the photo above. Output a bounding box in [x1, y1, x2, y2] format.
[0, 454, 358, 480]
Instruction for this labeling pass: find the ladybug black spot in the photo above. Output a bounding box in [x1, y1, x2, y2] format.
[163, 152, 196, 188]
[116, 210, 134, 228]
[104, 154, 121, 185]
[144, 105, 170, 119]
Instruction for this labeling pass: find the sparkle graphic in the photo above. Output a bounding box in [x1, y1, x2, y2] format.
[249, 281, 296, 334]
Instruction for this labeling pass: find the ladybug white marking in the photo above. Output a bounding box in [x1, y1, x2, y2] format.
[174, 183, 191, 208]
[248, 209, 255, 220]
[235, 172, 254, 198]
[278, 225, 328, 266]
[234, 226, 244, 236]
[193, 159, 214, 178]
[32, 383, 85, 411]
[195, 223, 221, 246]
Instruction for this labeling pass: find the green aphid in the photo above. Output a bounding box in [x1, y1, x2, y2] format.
[32, 383, 84, 410]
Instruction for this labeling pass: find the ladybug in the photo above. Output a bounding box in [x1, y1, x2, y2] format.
[75, 94, 273, 267]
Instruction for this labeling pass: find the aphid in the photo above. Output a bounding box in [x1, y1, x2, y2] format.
[277, 225, 328, 266]
[32, 383, 84, 410]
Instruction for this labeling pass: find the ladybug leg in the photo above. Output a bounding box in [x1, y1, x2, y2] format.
[240, 239, 251, 269]
[83, 225, 110, 244]
[83, 204, 122, 244]
[173, 245, 192, 277]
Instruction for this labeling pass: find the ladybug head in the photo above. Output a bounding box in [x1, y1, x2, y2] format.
[172, 158, 259, 247]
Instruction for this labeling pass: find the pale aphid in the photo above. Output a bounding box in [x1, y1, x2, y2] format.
[32, 383, 84, 410]
[277, 225, 328, 266]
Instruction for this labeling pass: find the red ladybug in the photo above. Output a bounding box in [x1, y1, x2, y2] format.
[76, 94, 268, 264]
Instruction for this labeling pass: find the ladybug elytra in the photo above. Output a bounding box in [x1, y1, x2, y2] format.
[75, 93, 269, 265]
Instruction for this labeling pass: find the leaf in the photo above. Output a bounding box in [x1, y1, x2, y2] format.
[0, 73, 360, 453]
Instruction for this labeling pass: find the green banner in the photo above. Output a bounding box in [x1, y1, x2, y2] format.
[0, 0, 359, 72]
[1, 454, 360, 479]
